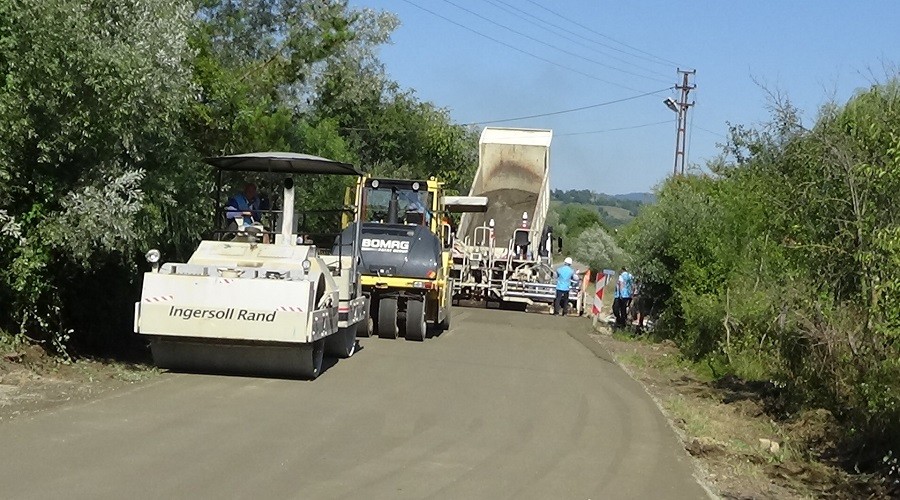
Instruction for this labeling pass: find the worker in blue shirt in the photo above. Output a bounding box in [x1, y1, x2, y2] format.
[225, 182, 263, 226]
[553, 257, 576, 316]
[404, 193, 432, 225]
[613, 266, 634, 328]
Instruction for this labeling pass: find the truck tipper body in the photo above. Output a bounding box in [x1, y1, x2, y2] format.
[457, 127, 552, 259]
[452, 128, 579, 308]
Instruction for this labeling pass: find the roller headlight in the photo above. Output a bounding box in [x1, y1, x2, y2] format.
[371, 179, 379, 189]
[145, 249, 161, 264]
[412, 182, 420, 191]
[302, 259, 312, 272]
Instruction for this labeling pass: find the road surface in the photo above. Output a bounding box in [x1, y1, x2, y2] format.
[0, 308, 708, 499]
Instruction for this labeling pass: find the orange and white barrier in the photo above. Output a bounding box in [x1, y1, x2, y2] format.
[592, 271, 614, 317]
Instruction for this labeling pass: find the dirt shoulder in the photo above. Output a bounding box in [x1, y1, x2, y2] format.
[0, 343, 157, 421]
[585, 322, 894, 499]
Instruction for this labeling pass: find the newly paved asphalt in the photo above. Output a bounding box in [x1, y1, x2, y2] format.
[0, 308, 708, 499]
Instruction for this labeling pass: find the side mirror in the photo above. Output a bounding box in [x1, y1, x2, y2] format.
[557, 236, 563, 251]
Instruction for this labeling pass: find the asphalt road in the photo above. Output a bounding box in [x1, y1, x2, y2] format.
[0, 308, 708, 500]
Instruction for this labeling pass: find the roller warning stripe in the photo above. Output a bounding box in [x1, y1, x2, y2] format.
[142, 295, 174, 303]
[278, 306, 304, 313]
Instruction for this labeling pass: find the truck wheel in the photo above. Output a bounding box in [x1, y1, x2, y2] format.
[377, 297, 399, 339]
[298, 339, 325, 380]
[356, 314, 374, 337]
[405, 299, 427, 342]
[325, 327, 357, 358]
[439, 302, 451, 331]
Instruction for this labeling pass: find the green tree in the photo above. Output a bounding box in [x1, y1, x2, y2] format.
[0, 0, 197, 351]
[0, 0, 479, 355]
[622, 78, 900, 459]
[572, 226, 626, 272]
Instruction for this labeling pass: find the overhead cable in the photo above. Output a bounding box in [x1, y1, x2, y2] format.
[463, 87, 673, 125]
[485, 0, 673, 80]
[555, 120, 673, 137]
[400, 0, 648, 92]
[522, 0, 686, 69]
[439, 0, 672, 85]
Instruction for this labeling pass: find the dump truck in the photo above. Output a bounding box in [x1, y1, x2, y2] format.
[452, 127, 580, 309]
[336, 177, 467, 341]
[133, 152, 369, 379]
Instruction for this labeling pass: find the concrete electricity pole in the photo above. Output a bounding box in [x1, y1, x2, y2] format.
[664, 69, 696, 176]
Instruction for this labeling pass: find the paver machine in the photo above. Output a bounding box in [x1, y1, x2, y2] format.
[133, 152, 369, 379]
[335, 177, 485, 341]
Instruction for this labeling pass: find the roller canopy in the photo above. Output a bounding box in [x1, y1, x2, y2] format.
[204, 152, 362, 176]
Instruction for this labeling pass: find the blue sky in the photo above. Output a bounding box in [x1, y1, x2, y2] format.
[349, 0, 899, 194]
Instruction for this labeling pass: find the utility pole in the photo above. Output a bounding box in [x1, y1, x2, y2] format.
[672, 69, 695, 176]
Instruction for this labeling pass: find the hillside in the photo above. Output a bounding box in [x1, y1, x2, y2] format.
[551, 189, 652, 228]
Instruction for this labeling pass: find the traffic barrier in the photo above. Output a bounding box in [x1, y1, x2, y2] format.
[577, 268, 591, 315]
[592, 272, 605, 316]
[591, 269, 616, 324]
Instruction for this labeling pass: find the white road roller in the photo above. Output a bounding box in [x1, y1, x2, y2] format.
[133, 152, 369, 379]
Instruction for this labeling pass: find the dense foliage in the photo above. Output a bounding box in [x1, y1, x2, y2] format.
[545, 201, 625, 273]
[551, 188, 648, 215]
[551, 188, 649, 228]
[623, 80, 900, 464]
[0, 0, 477, 354]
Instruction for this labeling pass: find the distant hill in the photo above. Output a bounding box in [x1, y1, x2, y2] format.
[613, 192, 656, 204]
[550, 189, 653, 228]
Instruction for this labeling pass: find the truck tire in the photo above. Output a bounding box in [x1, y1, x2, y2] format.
[405, 299, 427, 342]
[438, 301, 451, 331]
[356, 314, 374, 337]
[325, 327, 357, 358]
[377, 297, 399, 339]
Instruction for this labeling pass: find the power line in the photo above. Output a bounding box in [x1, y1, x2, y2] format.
[462, 87, 672, 125]
[439, 0, 672, 85]
[485, 0, 673, 80]
[693, 125, 728, 139]
[399, 0, 647, 92]
[555, 120, 673, 137]
[522, 0, 685, 69]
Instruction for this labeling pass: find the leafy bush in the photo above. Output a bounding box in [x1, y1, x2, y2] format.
[623, 78, 900, 461]
[571, 225, 626, 273]
[0, 1, 478, 355]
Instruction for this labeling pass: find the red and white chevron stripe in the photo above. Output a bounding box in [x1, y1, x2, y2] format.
[143, 295, 174, 303]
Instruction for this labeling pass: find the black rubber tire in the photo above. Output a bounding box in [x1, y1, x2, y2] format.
[298, 339, 325, 380]
[356, 314, 374, 337]
[405, 299, 427, 342]
[377, 297, 399, 339]
[438, 301, 451, 331]
[325, 327, 357, 358]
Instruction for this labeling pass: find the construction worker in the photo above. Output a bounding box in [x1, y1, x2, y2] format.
[553, 257, 575, 316]
[225, 182, 263, 226]
[404, 193, 431, 225]
[613, 266, 634, 329]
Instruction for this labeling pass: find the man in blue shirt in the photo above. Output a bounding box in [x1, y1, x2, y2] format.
[225, 182, 263, 226]
[613, 266, 634, 328]
[405, 199, 432, 225]
[553, 257, 576, 316]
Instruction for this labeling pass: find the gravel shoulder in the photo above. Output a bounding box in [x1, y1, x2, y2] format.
[0, 343, 157, 421]
[586, 323, 894, 499]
